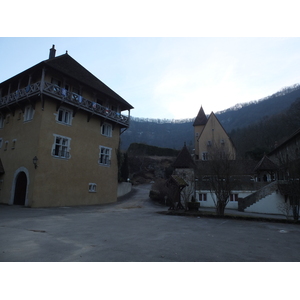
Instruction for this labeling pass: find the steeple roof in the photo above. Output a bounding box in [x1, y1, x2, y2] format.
[173, 143, 196, 169]
[193, 106, 207, 126]
[254, 155, 278, 172]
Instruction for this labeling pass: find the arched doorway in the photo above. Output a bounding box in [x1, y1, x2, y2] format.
[13, 171, 27, 205]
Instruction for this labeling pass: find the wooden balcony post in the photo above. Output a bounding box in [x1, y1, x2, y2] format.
[28, 75, 32, 86]
[7, 84, 11, 101]
[40, 68, 45, 92]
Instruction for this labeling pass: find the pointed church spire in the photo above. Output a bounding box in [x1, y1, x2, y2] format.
[173, 143, 196, 169]
[193, 106, 207, 126]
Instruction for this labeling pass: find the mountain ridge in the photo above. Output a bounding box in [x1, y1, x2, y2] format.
[120, 83, 300, 153]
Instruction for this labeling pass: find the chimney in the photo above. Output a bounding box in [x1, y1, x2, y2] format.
[49, 45, 56, 59]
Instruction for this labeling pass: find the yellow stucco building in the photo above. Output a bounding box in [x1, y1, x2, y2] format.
[193, 106, 236, 160]
[0, 45, 133, 207]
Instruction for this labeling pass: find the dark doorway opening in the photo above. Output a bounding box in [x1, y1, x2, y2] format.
[14, 172, 27, 205]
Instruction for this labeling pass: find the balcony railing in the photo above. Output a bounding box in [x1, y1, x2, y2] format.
[0, 81, 130, 127]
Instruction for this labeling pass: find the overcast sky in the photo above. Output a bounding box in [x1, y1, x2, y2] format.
[2, 2, 300, 120]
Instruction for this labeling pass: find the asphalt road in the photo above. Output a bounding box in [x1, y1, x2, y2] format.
[1, 184, 300, 262]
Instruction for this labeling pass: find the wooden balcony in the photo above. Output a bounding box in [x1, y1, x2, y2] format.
[0, 81, 130, 127]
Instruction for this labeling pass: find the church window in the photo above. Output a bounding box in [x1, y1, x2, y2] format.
[202, 152, 208, 161]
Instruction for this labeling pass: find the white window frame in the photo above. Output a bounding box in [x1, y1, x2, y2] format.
[99, 146, 112, 166]
[52, 134, 71, 159]
[199, 193, 207, 201]
[230, 193, 239, 202]
[24, 105, 34, 122]
[202, 152, 208, 161]
[89, 183, 97, 193]
[101, 123, 112, 137]
[56, 107, 73, 125]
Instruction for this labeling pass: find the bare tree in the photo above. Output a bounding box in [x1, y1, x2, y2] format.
[277, 196, 292, 220]
[206, 147, 236, 216]
[278, 181, 300, 221]
[276, 149, 300, 221]
[176, 170, 195, 209]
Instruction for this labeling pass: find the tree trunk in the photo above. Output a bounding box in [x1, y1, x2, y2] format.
[216, 200, 226, 216]
[291, 196, 300, 221]
[292, 205, 299, 221]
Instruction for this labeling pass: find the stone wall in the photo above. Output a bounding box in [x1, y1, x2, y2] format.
[117, 182, 132, 197]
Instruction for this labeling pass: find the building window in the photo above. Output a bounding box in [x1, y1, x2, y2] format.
[4, 141, 8, 151]
[0, 138, 3, 148]
[24, 105, 34, 122]
[52, 135, 71, 159]
[11, 139, 16, 149]
[101, 123, 112, 137]
[199, 193, 207, 201]
[57, 107, 72, 125]
[202, 152, 208, 161]
[89, 183, 97, 193]
[230, 193, 239, 201]
[99, 146, 112, 166]
[51, 78, 61, 93]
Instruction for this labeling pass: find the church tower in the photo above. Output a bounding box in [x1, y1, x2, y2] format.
[193, 106, 207, 159]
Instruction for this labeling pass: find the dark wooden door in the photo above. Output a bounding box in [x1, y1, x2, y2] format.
[14, 172, 27, 205]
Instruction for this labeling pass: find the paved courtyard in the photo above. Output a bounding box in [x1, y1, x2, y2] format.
[1, 184, 300, 262]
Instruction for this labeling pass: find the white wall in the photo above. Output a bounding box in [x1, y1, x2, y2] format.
[196, 189, 289, 216]
[196, 190, 254, 209]
[117, 182, 132, 197]
[245, 191, 286, 215]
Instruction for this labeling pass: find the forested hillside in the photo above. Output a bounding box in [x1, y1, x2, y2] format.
[120, 83, 300, 158]
[218, 84, 300, 132]
[230, 98, 300, 159]
[120, 118, 195, 151]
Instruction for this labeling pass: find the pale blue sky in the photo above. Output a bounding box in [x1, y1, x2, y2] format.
[1, 2, 300, 120]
